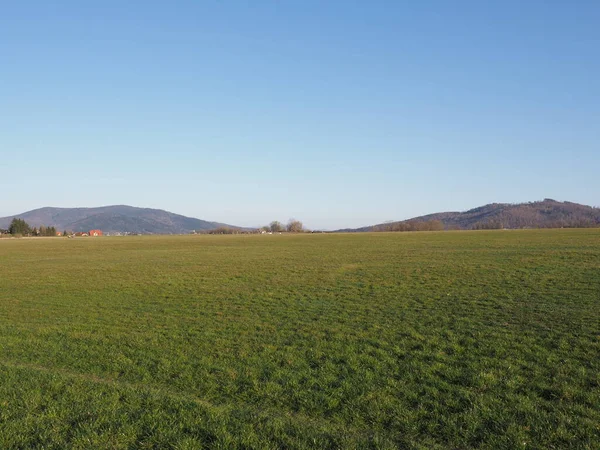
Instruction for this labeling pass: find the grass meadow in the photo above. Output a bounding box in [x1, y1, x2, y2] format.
[0, 230, 598, 449]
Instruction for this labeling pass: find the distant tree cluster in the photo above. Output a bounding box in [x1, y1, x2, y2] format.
[204, 219, 307, 235]
[259, 219, 306, 233]
[270, 221, 284, 232]
[7, 218, 59, 237]
[472, 221, 503, 230]
[373, 220, 444, 232]
[286, 220, 304, 232]
[536, 218, 600, 229]
[8, 218, 31, 236]
[471, 217, 600, 230]
[374, 216, 600, 232]
[206, 227, 240, 235]
[31, 225, 58, 237]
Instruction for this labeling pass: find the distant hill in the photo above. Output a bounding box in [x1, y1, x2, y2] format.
[0, 205, 239, 234]
[341, 199, 600, 232]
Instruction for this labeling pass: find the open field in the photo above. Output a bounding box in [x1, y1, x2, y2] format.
[0, 230, 598, 449]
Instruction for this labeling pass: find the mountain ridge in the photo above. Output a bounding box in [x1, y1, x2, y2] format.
[338, 199, 600, 232]
[0, 205, 238, 234]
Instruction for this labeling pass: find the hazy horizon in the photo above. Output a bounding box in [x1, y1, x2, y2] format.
[1, 197, 598, 231]
[2, 2, 599, 229]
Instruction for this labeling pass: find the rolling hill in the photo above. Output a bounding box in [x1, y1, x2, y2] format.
[341, 199, 600, 232]
[0, 205, 238, 234]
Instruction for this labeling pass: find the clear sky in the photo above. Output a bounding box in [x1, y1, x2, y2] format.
[1, 1, 598, 229]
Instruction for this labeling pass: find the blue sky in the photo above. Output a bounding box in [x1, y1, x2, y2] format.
[1, 1, 598, 229]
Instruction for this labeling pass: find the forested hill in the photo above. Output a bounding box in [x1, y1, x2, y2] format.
[0, 205, 236, 234]
[342, 199, 600, 232]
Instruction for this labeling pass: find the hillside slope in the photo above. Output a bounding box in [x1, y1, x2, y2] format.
[0, 205, 236, 234]
[344, 199, 600, 231]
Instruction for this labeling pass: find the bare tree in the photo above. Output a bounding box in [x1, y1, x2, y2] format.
[286, 219, 303, 233]
[270, 221, 284, 233]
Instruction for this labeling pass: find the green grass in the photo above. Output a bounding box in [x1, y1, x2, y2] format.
[0, 230, 598, 449]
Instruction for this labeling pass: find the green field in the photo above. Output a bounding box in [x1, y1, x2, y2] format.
[1, 230, 598, 449]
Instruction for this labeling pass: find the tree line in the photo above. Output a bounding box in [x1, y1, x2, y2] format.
[373, 220, 445, 232]
[261, 219, 305, 233]
[472, 218, 600, 230]
[374, 217, 600, 232]
[203, 219, 306, 235]
[3, 218, 66, 237]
